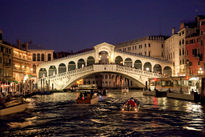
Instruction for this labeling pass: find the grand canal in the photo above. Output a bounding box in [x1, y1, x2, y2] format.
[0, 90, 205, 136]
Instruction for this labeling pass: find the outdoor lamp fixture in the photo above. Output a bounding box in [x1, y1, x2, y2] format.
[146, 67, 150, 71]
[198, 68, 203, 74]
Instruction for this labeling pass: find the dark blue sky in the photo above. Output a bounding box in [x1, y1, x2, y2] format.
[1, 0, 205, 52]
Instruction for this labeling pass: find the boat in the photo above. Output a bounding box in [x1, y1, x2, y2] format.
[0, 98, 28, 116]
[76, 92, 99, 105]
[122, 88, 129, 93]
[121, 98, 140, 113]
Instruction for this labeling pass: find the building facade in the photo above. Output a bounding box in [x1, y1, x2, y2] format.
[164, 28, 180, 76]
[0, 30, 13, 82]
[12, 42, 33, 83]
[29, 49, 54, 77]
[186, 18, 205, 75]
[115, 35, 168, 59]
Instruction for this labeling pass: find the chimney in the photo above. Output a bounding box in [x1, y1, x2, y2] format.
[17, 40, 21, 49]
[171, 27, 175, 35]
[0, 29, 2, 43]
[25, 42, 29, 51]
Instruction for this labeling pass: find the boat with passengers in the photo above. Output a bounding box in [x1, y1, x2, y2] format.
[121, 97, 140, 113]
[76, 90, 99, 104]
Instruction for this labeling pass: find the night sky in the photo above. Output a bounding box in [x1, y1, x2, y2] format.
[1, 0, 205, 52]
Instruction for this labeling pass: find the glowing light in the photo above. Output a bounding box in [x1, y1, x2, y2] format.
[24, 75, 29, 82]
[146, 67, 150, 71]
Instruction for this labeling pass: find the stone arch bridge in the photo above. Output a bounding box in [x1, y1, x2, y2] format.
[37, 42, 172, 90]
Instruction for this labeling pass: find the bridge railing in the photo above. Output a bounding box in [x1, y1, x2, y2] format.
[116, 65, 162, 78]
[45, 64, 162, 80]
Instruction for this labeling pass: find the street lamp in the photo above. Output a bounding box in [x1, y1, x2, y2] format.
[146, 67, 150, 72]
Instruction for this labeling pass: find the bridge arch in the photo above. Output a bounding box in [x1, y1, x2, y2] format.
[49, 65, 57, 76]
[58, 63, 66, 74]
[144, 62, 152, 72]
[115, 56, 123, 65]
[134, 60, 142, 70]
[124, 58, 132, 67]
[87, 56, 95, 66]
[153, 64, 162, 74]
[65, 71, 145, 89]
[77, 59, 85, 68]
[68, 61, 76, 71]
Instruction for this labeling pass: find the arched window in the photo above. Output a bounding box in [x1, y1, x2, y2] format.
[33, 54, 36, 61]
[39, 68, 47, 78]
[33, 64, 36, 73]
[134, 60, 142, 70]
[124, 58, 132, 67]
[37, 53, 40, 61]
[144, 62, 152, 72]
[163, 66, 172, 77]
[87, 56, 95, 66]
[49, 66, 57, 76]
[78, 59, 85, 68]
[68, 61, 76, 71]
[115, 56, 123, 65]
[41, 54, 45, 61]
[58, 63, 66, 73]
[153, 64, 162, 74]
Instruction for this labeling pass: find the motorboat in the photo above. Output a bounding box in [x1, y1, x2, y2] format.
[121, 98, 140, 113]
[0, 98, 28, 116]
[76, 92, 99, 105]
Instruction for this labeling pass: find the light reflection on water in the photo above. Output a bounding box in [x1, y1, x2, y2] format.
[0, 90, 205, 136]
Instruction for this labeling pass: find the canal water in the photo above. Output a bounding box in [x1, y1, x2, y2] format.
[0, 90, 205, 136]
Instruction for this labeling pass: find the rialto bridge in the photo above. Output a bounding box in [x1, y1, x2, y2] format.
[37, 42, 172, 90]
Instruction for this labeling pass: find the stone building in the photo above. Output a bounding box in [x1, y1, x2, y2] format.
[186, 17, 205, 75]
[29, 47, 54, 78]
[115, 35, 168, 59]
[164, 28, 180, 76]
[12, 41, 33, 83]
[0, 30, 13, 82]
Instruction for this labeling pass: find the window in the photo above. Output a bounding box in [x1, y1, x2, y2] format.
[201, 21, 205, 25]
[179, 49, 181, 56]
[161, 44, 164, 48]
[145, 44, 146, 48]
[0, 57, 2, 63]
[182, 39, 184, 45]
[182, 48, 184, 55]
[190, 39, 194, 44]
[148, 43, 151, 47]
[192, 49, 197, 56]
[33, 64, 36, 73]
[41, 54, 44, 61]
[179, 40, 181, 46]
[33, 54, 36, 61]
[37, 53, 40, 61]
[148, 51, 151, 57]
[48, 54, 51, 61]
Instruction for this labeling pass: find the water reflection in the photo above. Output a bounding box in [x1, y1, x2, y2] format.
[0, 90, 205, 136]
